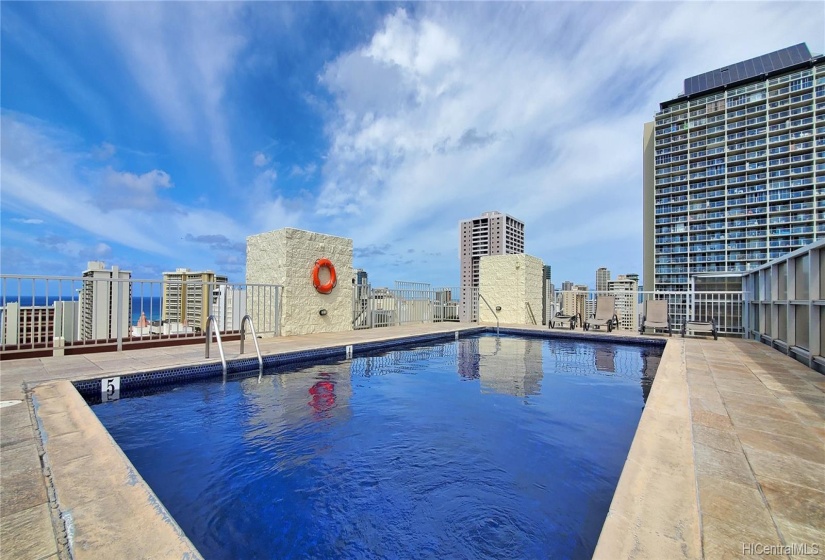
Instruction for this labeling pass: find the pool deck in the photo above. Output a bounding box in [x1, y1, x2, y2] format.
[1, 324, 823, 559]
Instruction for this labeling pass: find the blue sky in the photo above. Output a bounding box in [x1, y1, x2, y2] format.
[2, 2, 823, 287]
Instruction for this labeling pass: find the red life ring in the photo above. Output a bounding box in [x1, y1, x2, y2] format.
[312, 258, 337, 294]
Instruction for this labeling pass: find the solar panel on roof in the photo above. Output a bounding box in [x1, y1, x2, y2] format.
[683, 43, 812, 97]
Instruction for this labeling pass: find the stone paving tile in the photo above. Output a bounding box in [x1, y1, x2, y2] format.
[776, 392, 825, 407]
[736, 428, 825, 465]
[702, 510, 784, 560]
[759, 477, 825, 535]
[1, 421, 35, 450]
[697, 474, 771, 531]
[781, 400, 825, 422]
[722, 391, 785, 409]
[766, 385, 825, 400]
[716, 383, 777, 399]
[690, 390, 726, 412]
[694, 442, 755, 486]
[1, 403, 31, 428]
[0, 442, 48, 517]
[743, 447, 825, 492]
[691, 404, 734, 430]
[0, 503, 57, 560]
[726, 409, 810, 437]
[692, 424, 740, 454]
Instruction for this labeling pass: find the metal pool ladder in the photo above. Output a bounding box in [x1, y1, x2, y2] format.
[240, 314, 263, 371]
[205, 315, 227, 375]
[478, 293, 500, 335]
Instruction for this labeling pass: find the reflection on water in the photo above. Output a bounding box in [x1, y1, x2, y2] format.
[595, 347, 615, 373]
[477, 336, 544, 397]
[92, 333, 664, 560]
[308, 377, 337, 414]
[458, 334, 661, 402]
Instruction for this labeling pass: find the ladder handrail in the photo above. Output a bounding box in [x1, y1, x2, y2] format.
[205, 315, 227, 375]
[239, 315, 263, 371]
[478, 293, 499, 335]
[526, 302, 537, 325]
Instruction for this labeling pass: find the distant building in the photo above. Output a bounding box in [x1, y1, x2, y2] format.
[596, 267, 611, 294]
[0, 302, 54, 347]
[53, 301, 79, 343]
[459, 211, 525, 322]
[561, 280, 574, 292]
[609, 275, 639, 330]
[79, 261, 131, 341]
[214, 284, 246, 332]
[562, 285, 589, 319]
[162, 269, 228, 332]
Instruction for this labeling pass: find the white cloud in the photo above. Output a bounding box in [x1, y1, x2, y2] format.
[312, 2, 823, 285]
[92, 141, 116, 160]
[290, 162, 317, 178]
[0, 111, 248, 260]
[96, 168, 173, 211]
[98, 3, 245, 185]
[253, 151, 270, 167]
[12, 218, 44, 225]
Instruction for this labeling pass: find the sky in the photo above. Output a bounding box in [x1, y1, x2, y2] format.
[1, 2, 823, 288]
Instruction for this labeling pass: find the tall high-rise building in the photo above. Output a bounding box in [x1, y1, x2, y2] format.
[459, 211, 525, 321]
[561, 280, 574, 292]
[596, 267, 611, 293]
[79, 261, 132, 341]
[644, 43, 824, 324]
[162, 269, 228, 332]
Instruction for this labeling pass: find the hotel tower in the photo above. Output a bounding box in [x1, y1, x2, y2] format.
[644, 43, 825, 324]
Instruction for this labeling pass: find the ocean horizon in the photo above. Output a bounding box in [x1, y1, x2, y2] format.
[0, 296, 163, 324]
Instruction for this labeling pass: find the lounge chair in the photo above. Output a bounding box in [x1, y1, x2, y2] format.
[584, 296, 618, 332]
[547, 302, 577, 330]
[639, 299, 672, 336]
[681, 318, 718, 340]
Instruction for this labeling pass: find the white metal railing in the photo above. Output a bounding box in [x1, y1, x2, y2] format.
[0, 275, 282, 356]
[352, 282, 460, 330]
[548, 289, 745, 336]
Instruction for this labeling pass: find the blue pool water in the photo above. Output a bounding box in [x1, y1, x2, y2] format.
[92, 333, 662, 559]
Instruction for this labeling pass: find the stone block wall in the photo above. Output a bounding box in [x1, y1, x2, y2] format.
[246, 228, 353, 336]
[478, 254, 544, 325]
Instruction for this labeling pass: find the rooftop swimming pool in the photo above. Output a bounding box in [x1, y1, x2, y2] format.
[90, 332, 662, 559]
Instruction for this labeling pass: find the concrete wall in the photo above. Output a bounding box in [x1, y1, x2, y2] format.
[478, 254, 544, 325]
[246, 228, 353, 336]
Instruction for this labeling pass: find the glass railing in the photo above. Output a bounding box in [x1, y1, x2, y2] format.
[742, 239, 825, 372]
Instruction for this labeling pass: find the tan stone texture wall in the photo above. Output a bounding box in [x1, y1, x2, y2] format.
[246, 228, 353, 336]
[478, 254, 544, 324]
